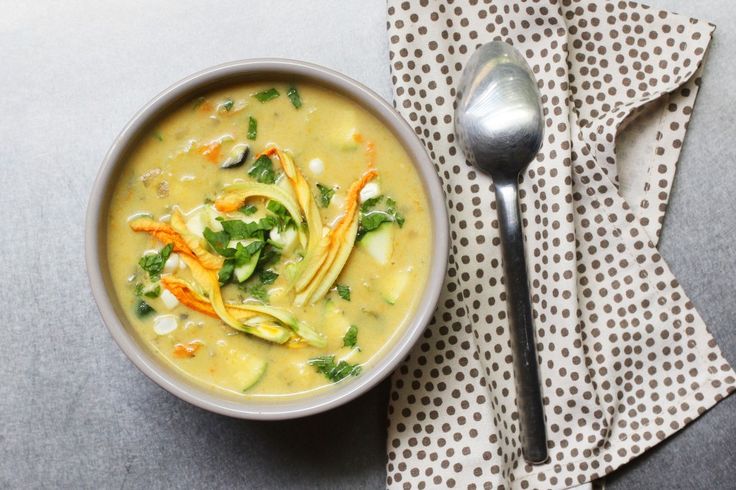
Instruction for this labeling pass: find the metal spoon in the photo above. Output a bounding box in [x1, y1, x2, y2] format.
[454, 41, 548, 464]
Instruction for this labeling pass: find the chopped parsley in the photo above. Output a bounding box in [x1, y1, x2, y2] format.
[240, 203, 257, 215]
[218, 240, 265, 284]
[248, 154, 277, 184]
[152, 131, 163, 142]
[222, 97, 234, 111]
[219, 217, 277, 240]
[248, 283, 269, 303]
[247, 116, 257, 140]
[360, 196, 383, 212]
[138, 243, 173, 280]
[255, 244, 281, 273]
[266, 200, 294, 230]
[343, 325, 358, 348]
[386, 197, 405, 227]
[259, 269, 279, 285]
[235, 241, 265, 263]
[203, 228, 233, 257]
[357, 195, 405, 240]
[308, 356, 361, 382]
[253, 88, 280, 102]
[135, 299, 155, 318]
[218, 260, 236, 283]
[287, 86, 302, 109]
[143, 285, 161, 298]
[316, 183, 335, 208]
[336, 284, 351, 301]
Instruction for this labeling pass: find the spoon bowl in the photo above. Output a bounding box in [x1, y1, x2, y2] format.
[454, 41, 548, 464]
[455, 42, 544, 180]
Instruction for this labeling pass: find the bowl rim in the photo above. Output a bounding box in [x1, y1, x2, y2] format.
[85, 58, 449, 420]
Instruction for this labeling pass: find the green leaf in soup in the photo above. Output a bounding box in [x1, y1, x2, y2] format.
[360, 195, 383, 212]
[138, 243, 173, 280]
[203, 228, 233, 257]
[259, 269, 279, 285]
[218, 259, 236, 284]
[253, 88, 280, 102]
[248, 154, 277, 184]
[343, 325, 358, 348]
[357, 195, 406, 239]
[219, 217, 276, 240]
[336, 284, 351, 301]
[152, 131, 163, 142]
[134, 283, 144, 297]
[385, 197, 405, 227]
[287, 86, 302, 109]
[247, 116, 257, 140]
[240, 203, 257, 215]
[308, 355, 361, 382]
[248, 283, 269, 303]
[135, 299, 155, 318]
[143, 285, 161, 298]
[316, 183, 335, 208]
[266, 200, 294, 230]
[233, 241, 265, 267]
[357, 211, 393, 240]
[255, 244, 281, 273]
[222, 97, 234, 112]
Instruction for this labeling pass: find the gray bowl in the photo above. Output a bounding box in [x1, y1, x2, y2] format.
[85, 59, 449, 419]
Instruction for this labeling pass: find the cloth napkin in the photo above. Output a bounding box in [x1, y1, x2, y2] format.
[384, 1, 735, 488]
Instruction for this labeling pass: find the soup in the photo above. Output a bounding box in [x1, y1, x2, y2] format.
[107, 82, 431, 398]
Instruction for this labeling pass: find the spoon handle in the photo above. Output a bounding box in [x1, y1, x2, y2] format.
[493, 180, 548, 464]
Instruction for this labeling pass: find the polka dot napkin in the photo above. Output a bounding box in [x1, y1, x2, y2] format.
[384, 1, 736, 488]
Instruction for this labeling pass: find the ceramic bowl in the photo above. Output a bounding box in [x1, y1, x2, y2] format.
[85, 59, 448, 419]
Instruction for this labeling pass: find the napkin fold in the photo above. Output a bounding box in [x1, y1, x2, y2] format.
[384, 1, 735, 488]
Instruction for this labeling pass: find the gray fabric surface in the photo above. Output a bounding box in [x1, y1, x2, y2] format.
[0, 1, 732, 488]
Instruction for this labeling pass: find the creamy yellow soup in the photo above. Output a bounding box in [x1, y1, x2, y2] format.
[107, 82, 431, 399]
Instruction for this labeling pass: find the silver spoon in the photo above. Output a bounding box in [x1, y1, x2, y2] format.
[454, 41, 548, 464]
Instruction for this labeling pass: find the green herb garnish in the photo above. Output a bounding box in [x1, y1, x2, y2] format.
[248, 154, 277, 184]
[255, 244, 281, 273]
[308, 356, 361, 382]
[357, 195, 405, 240]
[248, 283, 269, 303]
[247, 116, 257, 140]
[266, 200, 294, 230]
[218, 260, 236, 284]
[386, 197, 405, 227]
[336, 284, 351, 301]
[253, 88, 280, 102]
[360, 196, 383, 212]
[259, 269, 279, 285]
[203, 228, 233, 257]
[235, 241, 265, 264]
[138, 243, 173, 280]
[219, 217, 276, 240]
[287, 86, 302, 109]
[152, 131, 163, 142]
[144, 285, 161, 298]
[316, 183, 335, 208]
[135, 299, 155, 318]
[343, 325, 358, 348]
[222, 97, 234, 111]
[240, 204, 257, 215]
